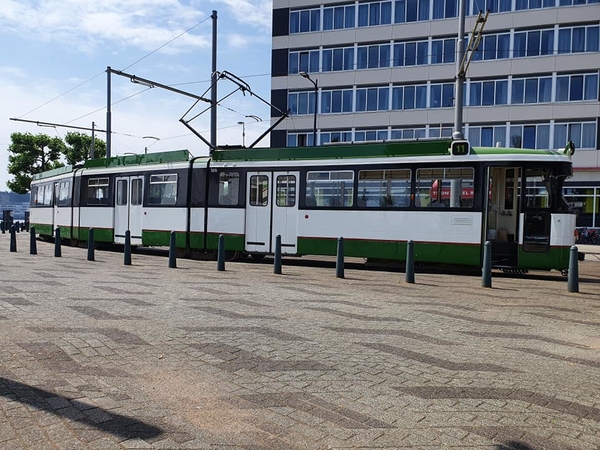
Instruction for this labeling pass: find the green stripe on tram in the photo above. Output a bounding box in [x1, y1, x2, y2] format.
[518, 247, 570, 270]
[206, 233, 245, 251]
[142, 230, 187, 247]
[297, 237, 481, 265]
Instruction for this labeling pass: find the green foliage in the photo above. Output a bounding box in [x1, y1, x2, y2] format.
[64, 132, 106, 165]
[6, 131, 107, 193]
[6, 132, 66, 194]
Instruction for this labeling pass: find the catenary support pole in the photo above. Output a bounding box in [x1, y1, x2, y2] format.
[274, 234, 282, 274]
[482, 241, 492, 288]
[210, 10, 217, 152]
[568, 245, 579, 293]
[336, 237, 344, 279]
[106, 67, 112, 158]
[405, 240, 415, 284]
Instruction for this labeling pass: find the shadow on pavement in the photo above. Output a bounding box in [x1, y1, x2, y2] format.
[495, 442, 534, 450]
[0, 377, 163, 441]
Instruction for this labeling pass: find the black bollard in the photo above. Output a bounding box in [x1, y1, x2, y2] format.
[87, 228, 95, 261]
[30, 227, 37, 255]
[405, 240, 415, 283]
[482, 240, 492, 288]
[274, 234, 282, 274]
[568, 245, 579, 293]
[1, 221, 4, 234]
[169, 231, 177, 268]
[124, 230, 132, 266]
[54, 227, 61, 257]
[15, 222, 20, 233]
[336, 237, 344, 279]
[217, 234, 225, 271]
[10, 225, 17, 252]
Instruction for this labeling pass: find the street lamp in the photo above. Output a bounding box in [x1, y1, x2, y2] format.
[237, 121, 246, 147]
[299, 71, 318, 146]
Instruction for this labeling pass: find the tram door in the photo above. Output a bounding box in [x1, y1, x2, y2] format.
[245, 171, 299, 254]
[485, 167, 521, 266]
[114, 176, 144, 245]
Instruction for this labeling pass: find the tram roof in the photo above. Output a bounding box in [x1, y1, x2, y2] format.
[212, 140, 567, 162]
[84, 149, 193, 168]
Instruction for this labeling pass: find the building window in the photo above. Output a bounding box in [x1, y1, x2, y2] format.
[558, 25, 600, 53]
[554, 122, 597, 149]
[556, 73, 599, 101]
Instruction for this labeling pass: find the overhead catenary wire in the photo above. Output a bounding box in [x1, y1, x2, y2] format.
[16, 14, 212, 122]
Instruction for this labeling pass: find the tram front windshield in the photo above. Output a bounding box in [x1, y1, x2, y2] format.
[524, 164, 571, 212]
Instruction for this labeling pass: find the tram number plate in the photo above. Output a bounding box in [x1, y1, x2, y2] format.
[451, 141, 470, 156]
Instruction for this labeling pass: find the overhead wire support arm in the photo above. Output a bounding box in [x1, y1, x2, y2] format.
[9, 118, 107, 133]
[107, 68, 212, 103]
[458, 10, 490, 78]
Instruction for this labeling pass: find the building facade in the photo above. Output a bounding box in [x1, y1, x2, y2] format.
[270, 0, 600, 224]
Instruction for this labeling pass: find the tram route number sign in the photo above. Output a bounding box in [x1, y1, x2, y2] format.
[451, 140, 470, 156]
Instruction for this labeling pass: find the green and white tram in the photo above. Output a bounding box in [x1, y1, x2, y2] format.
[29, 139, 576, 271]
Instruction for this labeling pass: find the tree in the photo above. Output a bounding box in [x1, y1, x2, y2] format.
[7, 133, 65, 194]
[63, 132, 106, 165]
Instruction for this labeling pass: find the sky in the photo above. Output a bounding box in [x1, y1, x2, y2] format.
[0, 0, 275, 191]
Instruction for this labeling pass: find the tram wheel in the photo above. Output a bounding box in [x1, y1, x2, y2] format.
[561, 269, 569, 277]
[249, 253, 266, 262]
[225, 251, 242, 262]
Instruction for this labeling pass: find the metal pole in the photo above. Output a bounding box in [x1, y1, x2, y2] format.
[453, 0, 466, 140]
[87, 228, 95, 261]
[274, 234, 282, 275]
[482, 241, 492, 288]
[30, 227, 37, 255]
[124, 230, 132, 266]
[568, 245, 579, 293]
[106, 67, 112, 158]
[10, 225, 16, 252]
[217, 234, 225, 271]
[313, 80, 318, 146]
[169, 231, 177, 269]
[405, 240, 415, 283]
[336, 237, 344, 278]
[210, 10, 218, 151]
[90, 121, 95, 160]
[54, 228, 61, 258]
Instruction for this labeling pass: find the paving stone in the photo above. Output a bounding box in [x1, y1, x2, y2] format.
[0, 235, 599, 448]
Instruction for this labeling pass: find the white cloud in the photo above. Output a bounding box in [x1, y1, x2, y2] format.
[215, 0, 272, 30]
[0, 0, 210, 54]
[0, 66, 27, 78]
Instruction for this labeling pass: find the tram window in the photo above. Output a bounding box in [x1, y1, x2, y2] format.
[149, 174, 177, 205]
[250, 175, 269, 206]
[415, 167, 474, 208]
[358, 169, 411, 207]
[117, 180, 128, 206]
[276, 175, 296, 207]
[306, 170, 354, 207]
[87, 178, 109, 205]
[218, 172, 240, 206]
[35, 184, 53, 206]
[57, 181, 71, 207]
[131, 179, 143, 205]
[524, 169, 552, 209]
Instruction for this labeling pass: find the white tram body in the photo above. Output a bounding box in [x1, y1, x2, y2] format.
[29, 140, 576, 271]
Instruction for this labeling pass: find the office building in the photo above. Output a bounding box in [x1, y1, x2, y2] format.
[270, 0, 600, 225]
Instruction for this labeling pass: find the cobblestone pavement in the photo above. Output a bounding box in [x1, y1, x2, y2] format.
[0, 232, 599, 449]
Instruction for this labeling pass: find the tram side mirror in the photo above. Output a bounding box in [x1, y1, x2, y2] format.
[563, 141, 575, 156]
[450, 140, 470, 156]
